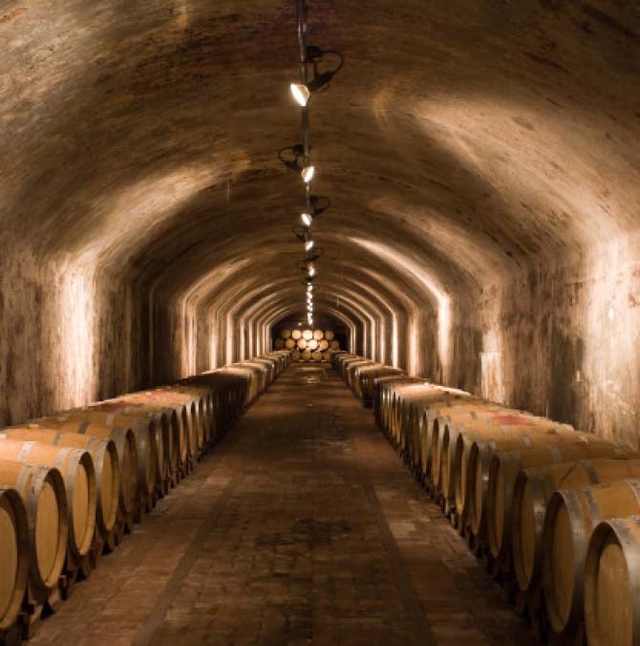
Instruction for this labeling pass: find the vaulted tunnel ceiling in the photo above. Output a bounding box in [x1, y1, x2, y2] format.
[1, 0, 639, 423]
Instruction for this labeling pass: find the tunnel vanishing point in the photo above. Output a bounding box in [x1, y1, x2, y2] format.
[1, 0, 639, 447]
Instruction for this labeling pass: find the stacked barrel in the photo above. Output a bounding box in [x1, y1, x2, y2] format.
[0, 350, 291, 642]
[274, 328, 340, 362]
[332, 351, 640, 646]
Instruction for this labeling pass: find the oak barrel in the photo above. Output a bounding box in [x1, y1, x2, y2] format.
[0, 460, 67, 603]
[512, 456, 640, 595]
[41, 414, 156, 506]
[0, 439, 95, 558]
[123, 390, 198, 463]
[451, 416, 575, 526]
[485, 438, 625, 560]
[93, 402, 180, 478]
[2, 428, 119, 541]
[431, 401, 499, 491]
[584, 515, 640, 646]
[543, 476, 640, 635]
[73, 409, 167, 493]
[0, 487, 28, 630]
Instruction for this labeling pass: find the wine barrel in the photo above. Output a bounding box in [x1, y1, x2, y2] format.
[313, 329, 324, 340]
[297, 339, 307, 350]
[543, 477, 640, 635]
[375, 378, 414, 445]
[512, 456, 640, 595]
[274, 338, 285, 350]
[354, 366, 404, 406]
[457, 432, 535, 525]
[98, 399, 182, 475]
[307, 339, 318, 351]
[280, 329, 291, 339]
[345, 360, 377, 391]
[438, 406, 531, 501]
[39, 412, 154, 515]
[452, 416, 575, 524]
[292, 329, 302, 340]
[171, 384, 213, 449]
[584, 515, 640, 646]
[86, 409, 169, 491]
[319, 339, 329, 351]
[132, 389, 200, 462]
[431, 401, 501, 492]
[0, 460, 67, 603]
[302, 329, 313, 340]
[330, 340, 340, 350]
[0, 439, 95, 559]
[302, 350, 312, 361]
[485, 438, 625, 561]
[312, 351, 322, 361]
[0, 487, 28, 630]
[373, 377, 422, 443]
[383, 382, 439, 449]
[291, 350, 301, 361]
[405, 393, 473, 482]
[325, 330, 335, 341]
[1, 428, 119, 542]
[285, 338, 296, 349]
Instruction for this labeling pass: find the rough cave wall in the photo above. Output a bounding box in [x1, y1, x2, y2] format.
[464, 232, 640, 449]
[151, 296, 200, 387]
[0, 250, 149, 426]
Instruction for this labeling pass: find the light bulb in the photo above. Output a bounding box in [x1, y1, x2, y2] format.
[301, 166, 315, 183]
[308, 265, 316, 277]
[301, 213, 312, 227]
[290, 83, 310, 107]
[304, 239, 315, 252]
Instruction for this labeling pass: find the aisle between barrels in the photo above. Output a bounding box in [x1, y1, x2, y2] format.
[30, 363, 536, 646]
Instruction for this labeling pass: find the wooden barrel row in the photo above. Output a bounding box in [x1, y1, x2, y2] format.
[0, 350, 292, 640]
[279, 328, 335, 341]
[277, 338, 339, 351]
[330, 352, 406, 407]
[333, 353, 640, 646]
[275, 328, 340, 361]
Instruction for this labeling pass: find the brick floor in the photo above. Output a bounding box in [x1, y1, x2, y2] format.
[31, 363, 537, 645]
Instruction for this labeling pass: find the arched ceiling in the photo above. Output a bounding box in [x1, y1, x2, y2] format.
[1, 0, 639, 335]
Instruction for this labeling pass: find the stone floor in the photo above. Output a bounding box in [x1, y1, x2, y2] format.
[31, 363, 538, 646]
